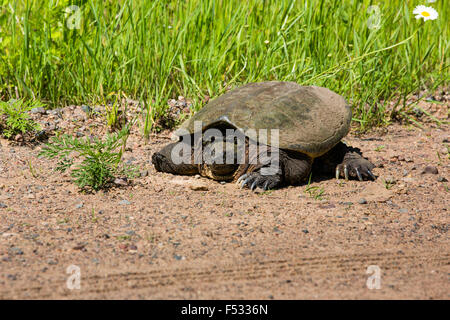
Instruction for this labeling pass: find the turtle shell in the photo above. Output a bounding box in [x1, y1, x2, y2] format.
[174, 81, 351, 157]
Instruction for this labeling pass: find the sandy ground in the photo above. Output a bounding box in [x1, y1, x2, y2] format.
[0, 100, 449, 299]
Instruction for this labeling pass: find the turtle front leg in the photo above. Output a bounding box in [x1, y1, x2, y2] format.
[314, 142, 376, 181]
[238, 149, 312, 191]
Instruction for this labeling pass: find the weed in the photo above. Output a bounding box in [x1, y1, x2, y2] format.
[104, 91, 127, 131]
[304, 173, 325, 200]
[28, 159, 38, 178]
[38, 121, 136, 191]
[0, 99, 42, 139]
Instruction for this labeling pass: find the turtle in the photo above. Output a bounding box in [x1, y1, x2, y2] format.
[152, 81, 376, 191]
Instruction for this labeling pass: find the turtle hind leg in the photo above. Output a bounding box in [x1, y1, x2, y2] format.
[313, 142, 376, 181]
[152, 142, 199, 175]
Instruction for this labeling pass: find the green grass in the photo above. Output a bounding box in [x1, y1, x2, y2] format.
[0, 0, 448, 131]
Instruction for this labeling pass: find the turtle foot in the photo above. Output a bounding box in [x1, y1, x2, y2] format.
[237, 172, 282, 191]
[335, 154, 376, 181]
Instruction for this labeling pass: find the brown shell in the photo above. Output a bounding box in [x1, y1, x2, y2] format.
[174, 81, 351, 157]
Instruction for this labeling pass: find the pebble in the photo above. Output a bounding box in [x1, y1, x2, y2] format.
[398, 208, 409, 214]
[30, 107, 46, 114]
[358, 198, 368, 204]
[189, 182, 209, 191]
[119, 199, 131, 205]
[421, 166, 438, 175]
[9, 247, 24, 255]
[140, 170, 149, 177]
[273, 227, 283, 234]
[7, 274, 17, 281]
[72, 244, 86, 250]
[75, 202, 84, 209]
[114, 178, 128, 186]
[81, 105, 92, 114]
[302, 229, 309, 234]
[47, 259, 58, 265]
[437, 176, 448, 182]
[0, 203, 7, 208]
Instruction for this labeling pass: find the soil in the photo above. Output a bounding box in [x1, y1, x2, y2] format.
[0, 95, 448, 299]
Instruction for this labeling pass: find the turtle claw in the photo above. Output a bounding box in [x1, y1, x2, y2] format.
[237, 174, 248, 184]
[240, 177, 251, 189]
[335, 168, 340, 180]
[367, 169, 376, 180]
[344, 165, 349, 181]
[250, 180, 258, 191]
[263, 180, 270, 191]
[356, 168, 363, 181]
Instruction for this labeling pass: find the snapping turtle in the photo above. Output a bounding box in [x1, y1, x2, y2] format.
[152, 81, 375, 191]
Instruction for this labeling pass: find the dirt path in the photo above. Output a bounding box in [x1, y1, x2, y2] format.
[0, 119, 448, 299]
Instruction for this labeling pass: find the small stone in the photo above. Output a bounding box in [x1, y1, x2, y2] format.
[398, 208, 408, 214]
[174, 254, 185, 261]
[76, 132, 84, 137]
[140, 170, 149, 177]
[81, 105, 92, 114]
[9, 247, 24, 255]
[421, 166, 438, 175]
[189, 182, 209, 191]
[31, 107, 46, 114]
[119, 199, 131, 205]
[114, 178, 128, 186]
[75, 202, 84, 209]
[7, 274, 17, 281]
[358, 198, 368, 204]
[47, 259, 58, 265]
[273, 227, 283, 234]
[125, 230, 135, 236]
[437, 176, 448, 182]
[72, 244, 86, 250]
[129, 245, 138, 251]
[0, 203, 7, 208]
[302, 229, 309, 234]
[402, 169, 408, 177]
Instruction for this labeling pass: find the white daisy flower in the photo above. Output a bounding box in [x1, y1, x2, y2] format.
[413, 5, 438, 21]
